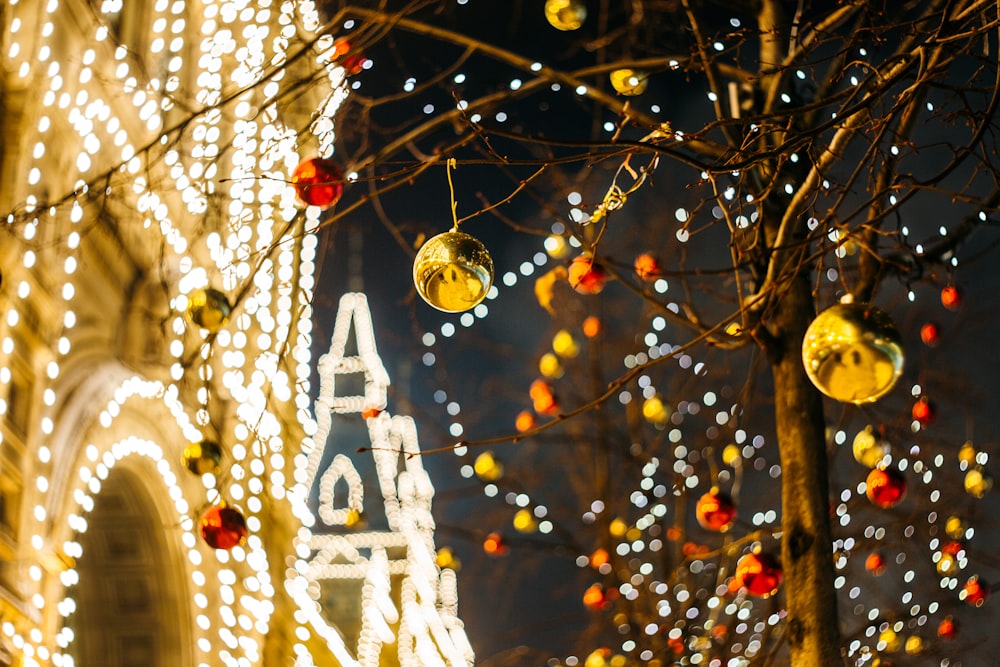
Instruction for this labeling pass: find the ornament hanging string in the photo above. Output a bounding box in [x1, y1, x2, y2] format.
[447, 157, 460, 231]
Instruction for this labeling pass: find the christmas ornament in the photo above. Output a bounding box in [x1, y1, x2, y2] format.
[610, 69, 648, 96]
[361, 406, 382, 420]
[964, 467, 993, 498]
[945, 515, 968, 540]
[187, 287, 232, 333]
[865, 552, 886, 576]
[482, 532, 508, 556]
[853, 426, 889, 468]
[958, 441, 977, 466]
[642, 396, 670, 424]
[413, 230, 494, 312]
[513, 508, 538, 533]
[544, 0, 586, 30]
[735, 551, 782, 597]
[589, 548, 610, 569]
[568, 256, 609, 294]
[200, 504, 248, 550]
[515, 410, 536, 432]
[961, 576, 988, 606]
[911, 397, 935, 426]
[435, 547, 460, 570]
[935, 547, 959, 576]
[344, 508, 366, 528]
[722, 444, 742, 467]
[695, 490, 737, 532]
[866, 467, 906, 508]
[608, 518, 628, 538]
[937, 616, 958, 640]
[552, 329, 580, 357]
[941, 284, 962, 310]
[802, 302, 904, 404]
[920, 322, 940, 346]
[879, 627, 901, 653]
[904, 635, 923, 655]
[292, 157, 344, 209]
[582, 583, 613, 611]
[539, 352, 564, 378]
[544, 234, 570, 259]
[330, 38, 367, 75]
[582, 316, 601, 338]
[530, 379, 559, 415]
[182, 440, 223, 476]
[473, 451, 503, 481]
[633, 252, 661, 280]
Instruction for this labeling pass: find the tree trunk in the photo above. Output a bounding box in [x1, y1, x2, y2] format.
[770, 274, 843, 666]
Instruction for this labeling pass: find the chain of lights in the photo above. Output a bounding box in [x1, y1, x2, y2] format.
[289, 293, 474, 667]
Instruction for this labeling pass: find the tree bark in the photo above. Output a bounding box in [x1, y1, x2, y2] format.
[770, 274, 843, 666]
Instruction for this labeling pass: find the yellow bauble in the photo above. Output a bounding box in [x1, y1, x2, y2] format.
[964, 467, 993, 498]
[642, 396, 670, 424]
[539, 352, 564, 379]
[945, 515, 967, 540]
[723, 444, 741, 467]
[802, 303, 904, 404]
[544, 0, 586, 30]
[474, 451, 504, 481]
[958, 441, 977, 465]
[879, 628, 901, 653]
[182, 440, 223, 476]
[552, 329, 579, 358]
[413, 230, 493, 313]
[853, 426, 889, 468]
[513, 508, 538, 533]
[187, 287, 232, 333]
[610, 69, 648, 96]
[609, 518, 628, 538]
[904, 636, 924, 655]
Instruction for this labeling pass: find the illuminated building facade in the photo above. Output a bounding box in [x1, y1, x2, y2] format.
[0, 0, 471, 665]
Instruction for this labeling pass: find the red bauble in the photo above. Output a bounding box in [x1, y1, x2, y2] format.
[483, 532, 508, 556]
[937, 616, 958, 640]
[292, 158, 344, 209]
[331, 38, 367, 75]
[962, 576, 989, 607]
[633, 253, 662, 281]
[912, 397, 936, 426]
[529, 379, 559, 416]
[568, 256, 609, 294]
[200, 505, 248, 550]
[735, 552, 783, 597]
[920, 322, 940, 346]
[866, 467, 907, 508]
[865, 552, 886, 576]
[941, 285, 962, 310]
[696, 491, 737, 532]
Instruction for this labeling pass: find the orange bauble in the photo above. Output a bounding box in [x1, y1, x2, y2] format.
[292, 157, 344, 209]
[962, 576, 989, 606]
[865, 552, 886, 576]
[912, 397, 936, 426]
[937, 616, 958, 640]
[941, 285, 962, 310]
[866, 467, 907, 508]
[735, 552, 783, 597]
[530, 379, 559, 415]
[200, 505, 248, 550]
[568, 256, 608, 294]
[483, 532, 508, 556]
[696, 491, 737, 532]
[582, 583, 613, 611]
[633, 253, 662, 281]
[920, 322, 940, 346]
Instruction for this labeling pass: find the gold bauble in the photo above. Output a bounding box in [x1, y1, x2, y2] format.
[610, 68, 648, 96]
[182, 440, 223, 476]
[945, 515, 967, 540]
[413, 230, 493, 313]
[879, 628, 901, 653]
[802, 303, 904, 404]
[473, 451, 504, 481]
[539, 352, 564, 379]
[642, 396, 670, 424]
[187, 287, 232, 333]
[853, 426, 889, 468]
[544, 0, 586, 30]
[513, 508, 538, 533]
[964, 467, 993, 498]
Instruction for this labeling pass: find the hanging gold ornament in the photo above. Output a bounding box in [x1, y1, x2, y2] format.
[853, 426, 889, 468]
[802, 302, 904, 404]
[413, 230, 494, 312]
[964, 467, 993, 498]
[544, 0, 586, 31]
[187, 287, 232, 333]
[610, 69, 648, 96]
[182, 440, 223, 476]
